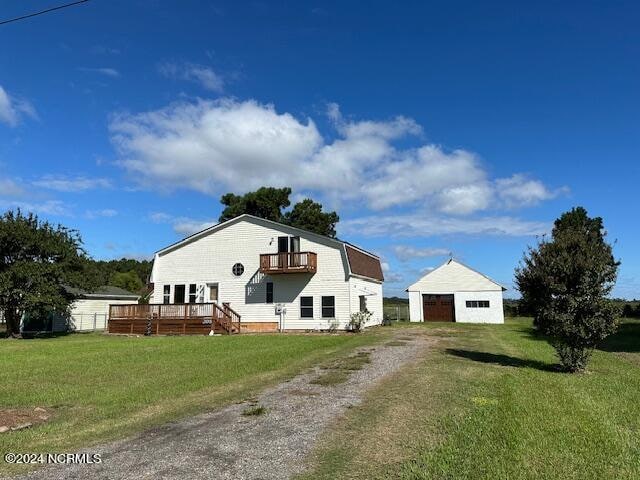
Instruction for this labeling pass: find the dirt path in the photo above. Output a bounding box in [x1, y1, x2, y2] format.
[13, 330, 428, 480]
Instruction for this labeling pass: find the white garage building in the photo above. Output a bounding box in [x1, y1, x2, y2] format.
[407, 259, 505, 324]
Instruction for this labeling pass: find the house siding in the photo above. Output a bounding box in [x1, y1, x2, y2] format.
[453, 291, 504, 324]
[151, 217, 371, 330]
[70, 298, 135, 331]
[348, 277, 383, 327]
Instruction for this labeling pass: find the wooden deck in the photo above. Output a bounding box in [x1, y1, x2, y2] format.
[108, 302, 240, 335]
[259, 252, 317, 274]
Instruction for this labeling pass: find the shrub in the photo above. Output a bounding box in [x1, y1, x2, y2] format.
[349, 310, 372, 333]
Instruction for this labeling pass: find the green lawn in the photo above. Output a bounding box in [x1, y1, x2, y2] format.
[0, 330, 387, 474]
[300, 318, 640, 480]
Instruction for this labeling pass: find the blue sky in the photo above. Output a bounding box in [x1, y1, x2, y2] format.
[0, 0, 638, 298]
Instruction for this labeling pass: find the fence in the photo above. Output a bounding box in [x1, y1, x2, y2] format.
[383, 304, 410, 322]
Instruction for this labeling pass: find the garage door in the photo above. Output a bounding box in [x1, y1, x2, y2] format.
[422, 294, 455, 322]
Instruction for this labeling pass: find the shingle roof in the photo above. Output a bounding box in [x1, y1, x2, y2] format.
[406, 259, 505, 292]
[64, 285, 139, 298]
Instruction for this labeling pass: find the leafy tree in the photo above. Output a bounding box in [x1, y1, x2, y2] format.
[515, 207, 620, 372]
[219, 187, 291, 223]
[0, 210, 89, 337]
[218, 187, 340, 237]
[110, 270, 144, 294]
[80, 257, 152, 293]
[283, 198, 339, 238]
[622, 304, 635, 318]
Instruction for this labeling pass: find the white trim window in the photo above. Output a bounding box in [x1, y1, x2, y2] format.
[466, 300, 490, 308]
[163, 285, 170, 304]
[300, 296, 313, 318]
[321, 296, 335, 318]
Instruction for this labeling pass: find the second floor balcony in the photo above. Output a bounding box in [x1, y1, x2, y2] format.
[259, 252, 317, 274]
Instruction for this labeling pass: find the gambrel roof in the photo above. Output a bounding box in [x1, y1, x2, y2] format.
[406, 259, 505, 293]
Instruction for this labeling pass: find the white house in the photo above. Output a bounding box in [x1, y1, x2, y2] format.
[148, 214, 384, 332]
[407, 259, 505, 324]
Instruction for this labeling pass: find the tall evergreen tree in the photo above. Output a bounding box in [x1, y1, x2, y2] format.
[283, 198, 339, 238]
[219, 187, 291, 223]
[515, 207, 620, 372]
[218, 187, 340, 237]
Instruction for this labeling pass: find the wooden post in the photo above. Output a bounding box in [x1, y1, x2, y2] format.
[183, 304, 188, 334]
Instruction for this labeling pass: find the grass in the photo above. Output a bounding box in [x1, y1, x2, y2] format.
[0, 329, 388, 474]
[242, 405, 267, 416]
[386, 340, 408, 346]
[310, 370, 351, 386]
[299, 318, 640, 480]
[312, 351, 373, 385]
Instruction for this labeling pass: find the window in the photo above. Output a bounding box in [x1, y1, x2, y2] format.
[322, 296, 335, 318]
[188, 284, 197, 303]
[232, 263, 244, 276]
[174, 284, 185, 304]
[301, 296, 313, 318]
[209, 284, 218, 302]
[266, 282, 274, 304]
[359, 295, 368, 312]
[466, 300, 490, 308]
[163, 285, 170, 304]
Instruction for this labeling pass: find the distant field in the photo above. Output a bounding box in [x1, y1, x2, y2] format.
[301, 319, 640, 479]
[0, 330, 389, 474]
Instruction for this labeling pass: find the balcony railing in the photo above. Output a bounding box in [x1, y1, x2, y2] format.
[259, 252, 317, 274]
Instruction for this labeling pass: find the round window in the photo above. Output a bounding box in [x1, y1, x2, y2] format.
[232, 263, 245, 276]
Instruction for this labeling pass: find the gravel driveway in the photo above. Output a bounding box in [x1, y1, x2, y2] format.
[12, 330, 427, 480]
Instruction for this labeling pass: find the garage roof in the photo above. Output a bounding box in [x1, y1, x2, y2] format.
[406, 259, 506, 293]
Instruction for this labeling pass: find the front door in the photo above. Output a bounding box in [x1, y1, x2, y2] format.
[208, 283, 219, 303]
[278, 236, 289, 268]
[422, 294, 455, 322]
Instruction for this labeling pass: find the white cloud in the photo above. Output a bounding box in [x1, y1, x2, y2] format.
[159, 62, 224, 92]
[79, 67, 120, 78]
[112, 99, 322, 193]
[110, 99, 561, 218]
[0, 177, 24, 197]
[32, 175, 112, 192]
[149, 212, 173, 223]
[0, 85, 37, 127]
[148, 211, 215, 236]
[380, 262, 403, 283]
[85, 208, 118, 219]
[392, 245, 451, 261]
[0, 199, 71, 216]
[172, 219, 215, 236]
[341, 213, 549, 238]
[496, 174, 565, 208]
[435, 183, 494, 215]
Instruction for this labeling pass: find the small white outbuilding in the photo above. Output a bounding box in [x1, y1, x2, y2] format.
[407, 259, 505, 324]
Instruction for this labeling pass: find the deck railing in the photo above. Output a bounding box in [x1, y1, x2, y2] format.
[259, 252, 317, 274]
[108, 302, 240, 335]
